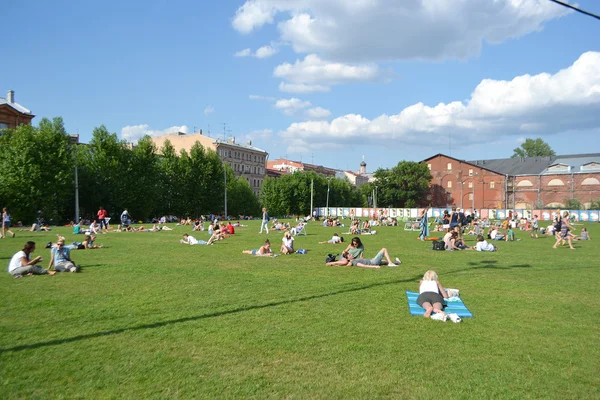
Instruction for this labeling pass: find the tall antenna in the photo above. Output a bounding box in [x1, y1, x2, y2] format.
[449, 132, 451, 156]
[207, 124, 211, 136]
[311, 152, 314, 164]
[223, 123, 227, 140]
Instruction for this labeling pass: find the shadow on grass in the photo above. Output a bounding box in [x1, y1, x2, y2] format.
[0, 273, 424, 354]
[443, 260, 532, 274]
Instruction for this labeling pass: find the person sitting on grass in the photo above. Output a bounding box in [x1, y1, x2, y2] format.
[576, 227, 591, 241]
[489, 226, 505, 241]
[180, 233, 215, 245]
[242, 239, 274, 256]
[326, 237, 365, 266]
[417, 270, 448, 319]
[351, 248, 402, 269]
[8, 241, 55, 278]
[472, 235, 497, 252]
[319, 233, 344, 244]
[281, 231, 295, 254]
[47, 238, 79, 272]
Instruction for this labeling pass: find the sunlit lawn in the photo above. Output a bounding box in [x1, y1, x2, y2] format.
[1, 219, 598, 399]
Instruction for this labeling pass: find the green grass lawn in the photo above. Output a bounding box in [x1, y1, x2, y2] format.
[1, 220, 598, 399]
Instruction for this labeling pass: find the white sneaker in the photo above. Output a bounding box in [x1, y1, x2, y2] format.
[448, 313, 461, 323]
[431, 312, 447, 322]
[395, 258, 402, 265]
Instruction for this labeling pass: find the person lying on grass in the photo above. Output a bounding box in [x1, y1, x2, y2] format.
[8, 241, 56, 278]
[319, 233, 344, 244]
[180, 233, 216, 245]
[417, 270, 448, 318]
[349, 248, 401, 269]
[82, 235, 103, 249]
[326, 237, 365, 267]
[280, 231, 295, 254]
[47, 238, 79, 272]
[242, 239, 274, 256]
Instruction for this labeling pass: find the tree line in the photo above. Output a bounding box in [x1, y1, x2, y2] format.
[0, 118, 260, 223]
[0, 117, 434, 223]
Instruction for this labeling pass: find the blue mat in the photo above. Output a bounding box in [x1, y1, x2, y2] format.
[406, 290, 473, 318]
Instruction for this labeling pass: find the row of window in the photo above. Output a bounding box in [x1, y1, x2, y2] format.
[232, 163, 263, 175]
[219, 148, 265, 164]
[427, 163, 475, 176]
[447, 181, 495, 189]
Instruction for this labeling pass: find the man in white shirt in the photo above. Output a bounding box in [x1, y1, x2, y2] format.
[473, 235, 497, 251]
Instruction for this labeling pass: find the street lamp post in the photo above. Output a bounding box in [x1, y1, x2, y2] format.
[326, 178, 330, 217]
[224, 167, 227, 218]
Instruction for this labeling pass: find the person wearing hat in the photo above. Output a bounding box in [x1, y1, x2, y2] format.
[48, 238, 79, 272]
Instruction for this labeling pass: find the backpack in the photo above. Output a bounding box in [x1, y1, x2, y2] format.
[325, 254, 338, 263]
[432, 240, 445, 251]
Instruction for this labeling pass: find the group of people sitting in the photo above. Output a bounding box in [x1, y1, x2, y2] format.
[348, 219, 377, 235]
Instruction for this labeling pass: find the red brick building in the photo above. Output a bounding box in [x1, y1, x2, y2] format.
[423, 153, 600, 209]
[0, 90, 34, 130]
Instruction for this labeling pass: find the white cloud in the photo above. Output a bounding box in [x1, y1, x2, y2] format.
[279, 51, 600, 153]
[234, 48, 252, 57]
[247, 129, 274, 140]
[249, 94, 276, 101]
[278, 82, 330, 93]
[233, 0, 570, 62]
[275, 97, 312, 115]
[203, 105, 215, 116]
[305, 107, 331, 119]
[255, 45, 278, 58]
[516, 137, 527, 144]
[121, 124, 189, 143]
[274, 54, 383, 86]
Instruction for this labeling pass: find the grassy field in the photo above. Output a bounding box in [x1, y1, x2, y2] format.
[1, 219, 598, 399]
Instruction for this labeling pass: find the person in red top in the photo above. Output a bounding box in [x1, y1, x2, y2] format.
[97, 206, 108, 233]
[226, 222, 235, 235]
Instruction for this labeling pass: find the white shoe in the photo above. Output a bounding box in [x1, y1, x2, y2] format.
[395, 257, 402, 265]
[448, 313, 461, 323]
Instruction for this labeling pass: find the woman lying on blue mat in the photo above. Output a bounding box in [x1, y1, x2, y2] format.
[417, 270, 449, 318]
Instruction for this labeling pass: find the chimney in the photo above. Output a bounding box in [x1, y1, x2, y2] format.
[7, 90, 14, 103]
[199, 129, 202, 135]
[247, 140, 252, 146]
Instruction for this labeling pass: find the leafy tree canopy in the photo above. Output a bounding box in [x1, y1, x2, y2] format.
[511, 138, 556, 158]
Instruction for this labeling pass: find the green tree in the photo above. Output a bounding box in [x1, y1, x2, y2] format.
[511, 138, 556, 158]
[0, 117, 74, 223]
[374, 161, 432, 207]
[126, 136, 160, 221]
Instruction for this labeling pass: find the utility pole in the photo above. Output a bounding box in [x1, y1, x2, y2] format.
[224, 167, 227, 218]
[310, 179, 314, 217]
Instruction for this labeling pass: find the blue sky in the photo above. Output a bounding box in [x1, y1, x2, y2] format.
[2, 0, 599, 172]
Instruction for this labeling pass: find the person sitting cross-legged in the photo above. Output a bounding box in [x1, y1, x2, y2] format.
[8, 241, 56, 278]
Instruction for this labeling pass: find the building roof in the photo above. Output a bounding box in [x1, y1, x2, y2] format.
[467, 155, 556, 176]
[0, 96, 33, 115]
[213, 137, 267, 153]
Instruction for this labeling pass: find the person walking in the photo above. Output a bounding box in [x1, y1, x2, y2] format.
[419, 207, 429, 241]
[2, 207, 16, 239]
[259, 207, 269, 234]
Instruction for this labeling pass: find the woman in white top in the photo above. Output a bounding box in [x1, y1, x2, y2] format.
[2, 207, 16, 239]
[281, 231, 295, 254]
[417, 270, 448, 318]
[8, 241, 55, 278]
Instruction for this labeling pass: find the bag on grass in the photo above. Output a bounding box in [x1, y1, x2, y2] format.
[432, 240, 445, 251]
[325, 254, 338, 262]
[296, 249, 307, 254]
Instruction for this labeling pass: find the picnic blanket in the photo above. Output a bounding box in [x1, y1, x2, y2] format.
[405, 290, 473, 318]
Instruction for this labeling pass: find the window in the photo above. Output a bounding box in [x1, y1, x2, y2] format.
[582, 177, 600, 185]
[447, 163, 452, 170]
[427, 164, 431, 170]
[517, 180, 533, 187]
[468, 169, 473, 176]
[228, 150, 231, 157]
[447, 181, 452, 189]
[548, 179, 565, 186]
[490, 181, 495, 189]
[468, 182, 473, 188]
[468, 193, 473, 200]
[0, 123, 8, 129]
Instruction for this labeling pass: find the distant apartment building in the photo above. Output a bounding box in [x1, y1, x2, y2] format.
[267, 157, 371, 186]
[0, 90, 35, 130]
[150, 131, 268, 196]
